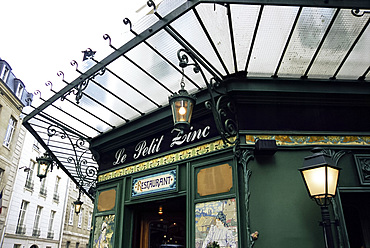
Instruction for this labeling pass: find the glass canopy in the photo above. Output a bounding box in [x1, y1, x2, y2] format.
[22, 0, 370, 199]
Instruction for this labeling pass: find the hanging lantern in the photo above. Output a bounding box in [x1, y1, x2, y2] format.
[36, 152, 53, 180]
[169, 77, 196, 131]
[74, 198, 83, 214]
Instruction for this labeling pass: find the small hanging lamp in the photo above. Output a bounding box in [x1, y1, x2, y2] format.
[74, 190, 83, 214]
[169, 69, 196, 132]
[36, 151, 53, 180]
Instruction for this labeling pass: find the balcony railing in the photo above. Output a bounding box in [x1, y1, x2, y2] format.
[47, 231, 54, 239]
[32, 228, 40, 237]
[53, 193, 59, 202]
[25, 180, 34, 190]
[39, 187, 47, 197]
[16, 225, 26, 235]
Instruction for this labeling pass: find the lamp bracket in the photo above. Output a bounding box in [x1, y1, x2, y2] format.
[177, 49, 239, 146]
[311, 147, 346, 166]
[46, 124, 97, 198]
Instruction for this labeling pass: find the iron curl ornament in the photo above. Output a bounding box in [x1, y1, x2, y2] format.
[46, 124, 97, 195]
[177, 49, 239, 146]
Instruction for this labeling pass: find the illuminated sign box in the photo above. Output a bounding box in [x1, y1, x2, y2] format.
[132, 169, 177, 197]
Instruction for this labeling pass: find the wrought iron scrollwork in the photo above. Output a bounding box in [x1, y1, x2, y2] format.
[177, 48, 239, 145]
[351, 8, 370, 17]
[123, 18, 132, 31]
[58, 59, 106, 104]
[46, 124, 97, 196]
[311, 147, 346, 166]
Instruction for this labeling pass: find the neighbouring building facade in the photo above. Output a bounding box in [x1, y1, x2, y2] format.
[1, 127, 69, 248]
[61, 181, 94, 248]
[0, 58, 33, 243]
[21, 0, 370, 248]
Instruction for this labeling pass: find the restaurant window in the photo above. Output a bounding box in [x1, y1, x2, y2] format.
[197, 163, 233, 197]
[3, 116, 16, 148]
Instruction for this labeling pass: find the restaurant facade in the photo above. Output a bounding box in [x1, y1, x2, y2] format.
[22, 0, 370, 247]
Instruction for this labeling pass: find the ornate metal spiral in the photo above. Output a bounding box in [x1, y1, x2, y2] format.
[123, 18, 132, 31]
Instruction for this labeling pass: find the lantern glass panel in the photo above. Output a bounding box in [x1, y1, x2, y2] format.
[301, 166, 339, 198]
[75, 203, 82, 214]
[37, 161, 49, 177]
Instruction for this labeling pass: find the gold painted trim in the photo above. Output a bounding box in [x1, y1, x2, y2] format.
[98, 138, 235, 183]
[246, 135, 370, 146]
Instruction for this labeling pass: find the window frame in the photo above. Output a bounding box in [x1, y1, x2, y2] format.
[3, 116, 17, 148]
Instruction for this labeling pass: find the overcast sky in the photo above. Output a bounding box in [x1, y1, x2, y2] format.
[0, 0, 152, 94]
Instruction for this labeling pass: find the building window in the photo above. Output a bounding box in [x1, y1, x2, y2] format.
[66, 241, 71, 248]
[16, 200, 28, 235]
[13, 245, 21, 248]
[0, 168, 4, 186]
[69, 204, 74, 225]
[39, 178, 47, 197]
[47, 210, 55, 239]
[76, 242, 80, 248]
[78, 208, 83, 228]
[3, 116, 17, 148]
[25, 161, 35, 190]
[32, 206, 42, 237]
[16, 83, 23, 99]
[87, 212, 92, 230]
[53, 176, 60, 202]
[0, 66, 10, 82]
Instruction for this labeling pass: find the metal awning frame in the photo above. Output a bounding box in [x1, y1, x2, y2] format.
[22, 0, 370, 200]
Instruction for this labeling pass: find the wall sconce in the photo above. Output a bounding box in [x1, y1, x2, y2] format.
[74, 190, 83, 214]
[36, 152, 53, 181]
[170, 49, 238, 145]
[299, 148, 342, 248]
[168, 69, 196, 132]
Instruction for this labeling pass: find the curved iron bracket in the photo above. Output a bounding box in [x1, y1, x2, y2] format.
[60, 60, 106, 104]
[46, 124, 97, 198]
[351, 8, 370, 17]
[311, 147, 346, 166]
[176, 49, 239, 146]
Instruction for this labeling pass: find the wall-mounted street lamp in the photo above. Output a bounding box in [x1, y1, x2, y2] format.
[36, 152, 53, 180]
[74, 190, 84, 214]
[299, 149, 342, 248]
[169, 49, 238, 145]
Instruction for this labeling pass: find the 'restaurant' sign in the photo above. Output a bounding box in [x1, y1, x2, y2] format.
[132, 169, 176, 197]
[98, 114, 218, 171]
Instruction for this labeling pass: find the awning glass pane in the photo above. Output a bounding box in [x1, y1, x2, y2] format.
[196, 3, 234, 74]
[278, 7, 337, 77]
[248, 5, 300, 77]
[231, 4, 261, 72]
[309, 9, 370, 78]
